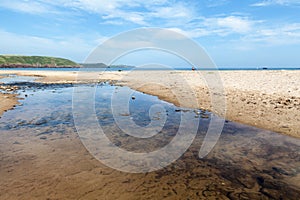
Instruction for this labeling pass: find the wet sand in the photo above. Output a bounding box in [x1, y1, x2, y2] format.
[1, 69, 299, 138]
[0, 90, 19, 117]
[1, 126, 299, 200]
[0, 75, 20, 116]
[0, 83, 299, 199]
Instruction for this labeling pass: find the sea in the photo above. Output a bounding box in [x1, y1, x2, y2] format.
[0, 66, 300, 71]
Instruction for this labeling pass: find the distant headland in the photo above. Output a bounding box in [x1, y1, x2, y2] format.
[0, 55, 80, 68]
[0, 55, 134, 69]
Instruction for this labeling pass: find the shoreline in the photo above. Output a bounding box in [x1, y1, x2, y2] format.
[0, 69, 299, 138]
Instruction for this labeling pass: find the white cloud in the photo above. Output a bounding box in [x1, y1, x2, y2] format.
[167, 27, 212, 38]
[251, 0, 300, 6]
[0, 0, 196, 26]
[0, 1, 249, 35]
[0, 0, 53, 14]
[169, 16, 300, 49]
[168, 16, 258, 38]
[215, 16, 253, 34]
[65, 0, 197, 25]
[150, 3, 194, 20]
[1, 0, 300, 56]
[0, 29, 104, 62]
[244, 23, 300, 45]
[222, 22, 300, 52]
[102, 11, 147, 25]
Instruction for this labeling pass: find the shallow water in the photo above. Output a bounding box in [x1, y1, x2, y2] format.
[0, 74, 37, 84]
[0, 82, 299, 199]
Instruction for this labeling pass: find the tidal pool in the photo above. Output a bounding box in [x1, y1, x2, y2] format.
[0, 82, 299, 199]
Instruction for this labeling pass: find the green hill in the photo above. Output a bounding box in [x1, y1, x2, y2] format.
[0, 55, 79, 68]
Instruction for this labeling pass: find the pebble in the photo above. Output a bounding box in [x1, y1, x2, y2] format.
[194, 110, 201, 115]
[13, 141, 21, 145]
[40, 136, 47, 140]
[200, 114, 209, 119]
[275, 104, 283, 109]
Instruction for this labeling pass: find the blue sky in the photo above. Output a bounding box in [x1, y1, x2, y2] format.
[0, 0, 300, 67]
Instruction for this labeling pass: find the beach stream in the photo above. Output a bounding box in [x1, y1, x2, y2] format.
[0, 77, 299, 199]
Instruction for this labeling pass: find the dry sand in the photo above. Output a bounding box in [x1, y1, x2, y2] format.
[1, 69, 299, 138]
[121, 70, 300, 138]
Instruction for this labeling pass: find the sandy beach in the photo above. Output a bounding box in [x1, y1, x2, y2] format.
[1, 69, 299, 138]
[0, 69, 300, 199]
[2, 0, 300, 198]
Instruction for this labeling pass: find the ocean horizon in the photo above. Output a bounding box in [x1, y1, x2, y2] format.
[1, 66, 300, 72]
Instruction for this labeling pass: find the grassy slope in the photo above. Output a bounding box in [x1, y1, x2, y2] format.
[0, 55, 78, 67]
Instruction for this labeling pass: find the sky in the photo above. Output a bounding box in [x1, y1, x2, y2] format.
[0, 0, 300, 67]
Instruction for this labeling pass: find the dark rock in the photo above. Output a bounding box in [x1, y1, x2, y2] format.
[34, 118, 47, 125]
[114, 140, 121, 146]
[40, 136, 47, 140]
[17, 120, 27, 125]
[256, 176, 264, 185]
[200, 114, 209, 119]
[272, 167, 289, 175]
[13, 141, 21, 145]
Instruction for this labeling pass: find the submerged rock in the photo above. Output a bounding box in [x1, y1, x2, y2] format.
[34, 118, 47, 125]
